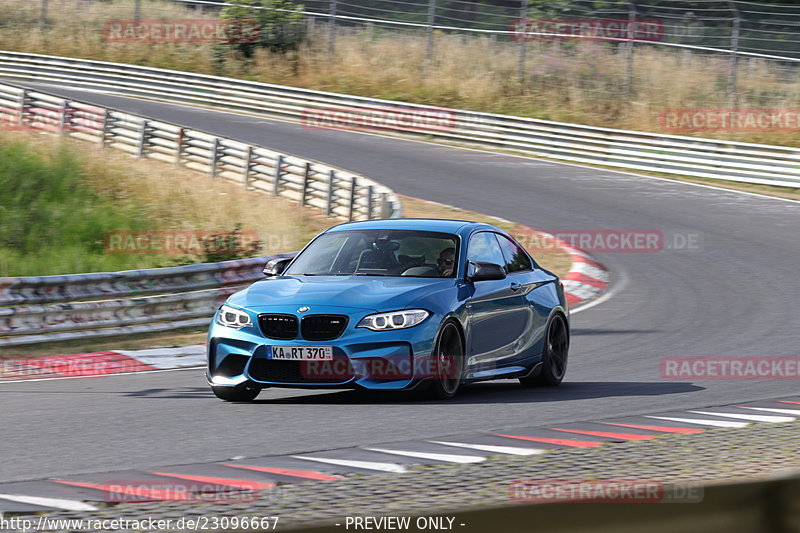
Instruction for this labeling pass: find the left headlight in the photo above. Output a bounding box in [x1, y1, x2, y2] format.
[356, 309, 430, 331]
[216, 304, 252, 329]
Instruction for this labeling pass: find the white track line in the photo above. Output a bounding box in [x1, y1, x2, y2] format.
[291, 456, 407, 473]
[429, 440, 545, 456]
[0, 494, 97, 511]
[646, 416, 748, 428]
[689, 411, 795, 423]
[739, 407, 800, 416]
[364, 447, 485, 464]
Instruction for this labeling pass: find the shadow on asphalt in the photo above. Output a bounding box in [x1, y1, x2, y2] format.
[220, 380, 704, 405]
[43, 380, 700, 404]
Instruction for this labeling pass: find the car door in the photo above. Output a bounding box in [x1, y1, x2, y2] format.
[465, 231, 530, 374]
[495, 233, 550, 366]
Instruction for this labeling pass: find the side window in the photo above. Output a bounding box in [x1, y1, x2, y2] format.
[496, 234, 533, 273]
[467, 232, 506, 266]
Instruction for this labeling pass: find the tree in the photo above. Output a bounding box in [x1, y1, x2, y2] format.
[219, 0, 306, 58]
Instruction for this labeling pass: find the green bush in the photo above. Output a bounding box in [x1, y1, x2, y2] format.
[218, 0, 306, 59]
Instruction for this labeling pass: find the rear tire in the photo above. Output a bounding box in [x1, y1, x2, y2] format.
[520, 313, 569, 387]
[419, 320, 464, 400]
[211, 383, 262, 402]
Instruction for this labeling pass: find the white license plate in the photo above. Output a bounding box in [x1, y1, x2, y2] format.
[267, 345, 334, 360]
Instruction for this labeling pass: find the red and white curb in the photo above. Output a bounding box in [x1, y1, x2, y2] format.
[0, 397, 797, 513]
[547, 236, 609, 308]
[0, 345, 205, 382]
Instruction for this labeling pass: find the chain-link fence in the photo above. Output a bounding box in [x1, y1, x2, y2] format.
[13, 0, 800, 135]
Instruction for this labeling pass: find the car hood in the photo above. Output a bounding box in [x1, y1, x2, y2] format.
[228, 275, 455, 312]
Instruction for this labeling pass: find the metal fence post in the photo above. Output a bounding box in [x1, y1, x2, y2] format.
[209, 137, 220, 178]
[366, 185, 374, 220]
[39, 0, 49, 28]
[348, 177, 357, 221]
[727, 1, 741, 107]
[426, 0, 437, 62]
[300, 162, 311, 206]
[16, 89, 27, 129]
[380, 193, 391, 219]
[273, 155, 284, 195]
[328, 0, 337, 58]
[517, 0, 529, 82]
[624, 0, 637, 99]
[58, 100, 70, 135]
[137, 120, 149, 159]
[243, 145, 254, 189]
[326, 170, 336, 216]
[175, 127, 184, 164]
[99, 109, 109, 146]
[134, 0, 141, 21]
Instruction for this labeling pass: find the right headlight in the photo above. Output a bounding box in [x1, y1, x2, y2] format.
[356, 309, 430, 331]
[216, 304, 252, 329]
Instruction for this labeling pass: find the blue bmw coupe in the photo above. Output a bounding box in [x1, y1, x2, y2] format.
[207, 219, 569, 401]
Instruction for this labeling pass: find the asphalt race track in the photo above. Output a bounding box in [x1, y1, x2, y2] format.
[1, 84, 798, 483]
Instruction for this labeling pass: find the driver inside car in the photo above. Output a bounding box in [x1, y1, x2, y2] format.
[437, 247, 455, 276]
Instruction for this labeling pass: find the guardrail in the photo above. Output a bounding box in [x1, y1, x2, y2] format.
[0, 50, 798, 188]
[0, 253, 297, 347]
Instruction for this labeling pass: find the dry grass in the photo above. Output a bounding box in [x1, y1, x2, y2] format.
[1, 0, 798, 147]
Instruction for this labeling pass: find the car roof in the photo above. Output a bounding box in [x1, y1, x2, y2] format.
[326, 218, 499, 235]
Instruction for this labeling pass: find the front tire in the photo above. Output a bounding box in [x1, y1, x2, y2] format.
[520, 313, 569, 387]
[211, 383, 262, 402]
[420, 320, 464, 400]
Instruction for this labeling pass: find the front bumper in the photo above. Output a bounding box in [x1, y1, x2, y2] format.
[207, 310, 440, 390]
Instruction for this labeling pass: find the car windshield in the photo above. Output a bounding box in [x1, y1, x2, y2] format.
[284, 229, 459, 278]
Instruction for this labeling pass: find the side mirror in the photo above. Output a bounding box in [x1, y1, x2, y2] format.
[263, 257, 291, 276]
[466, 261, 506, 282]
